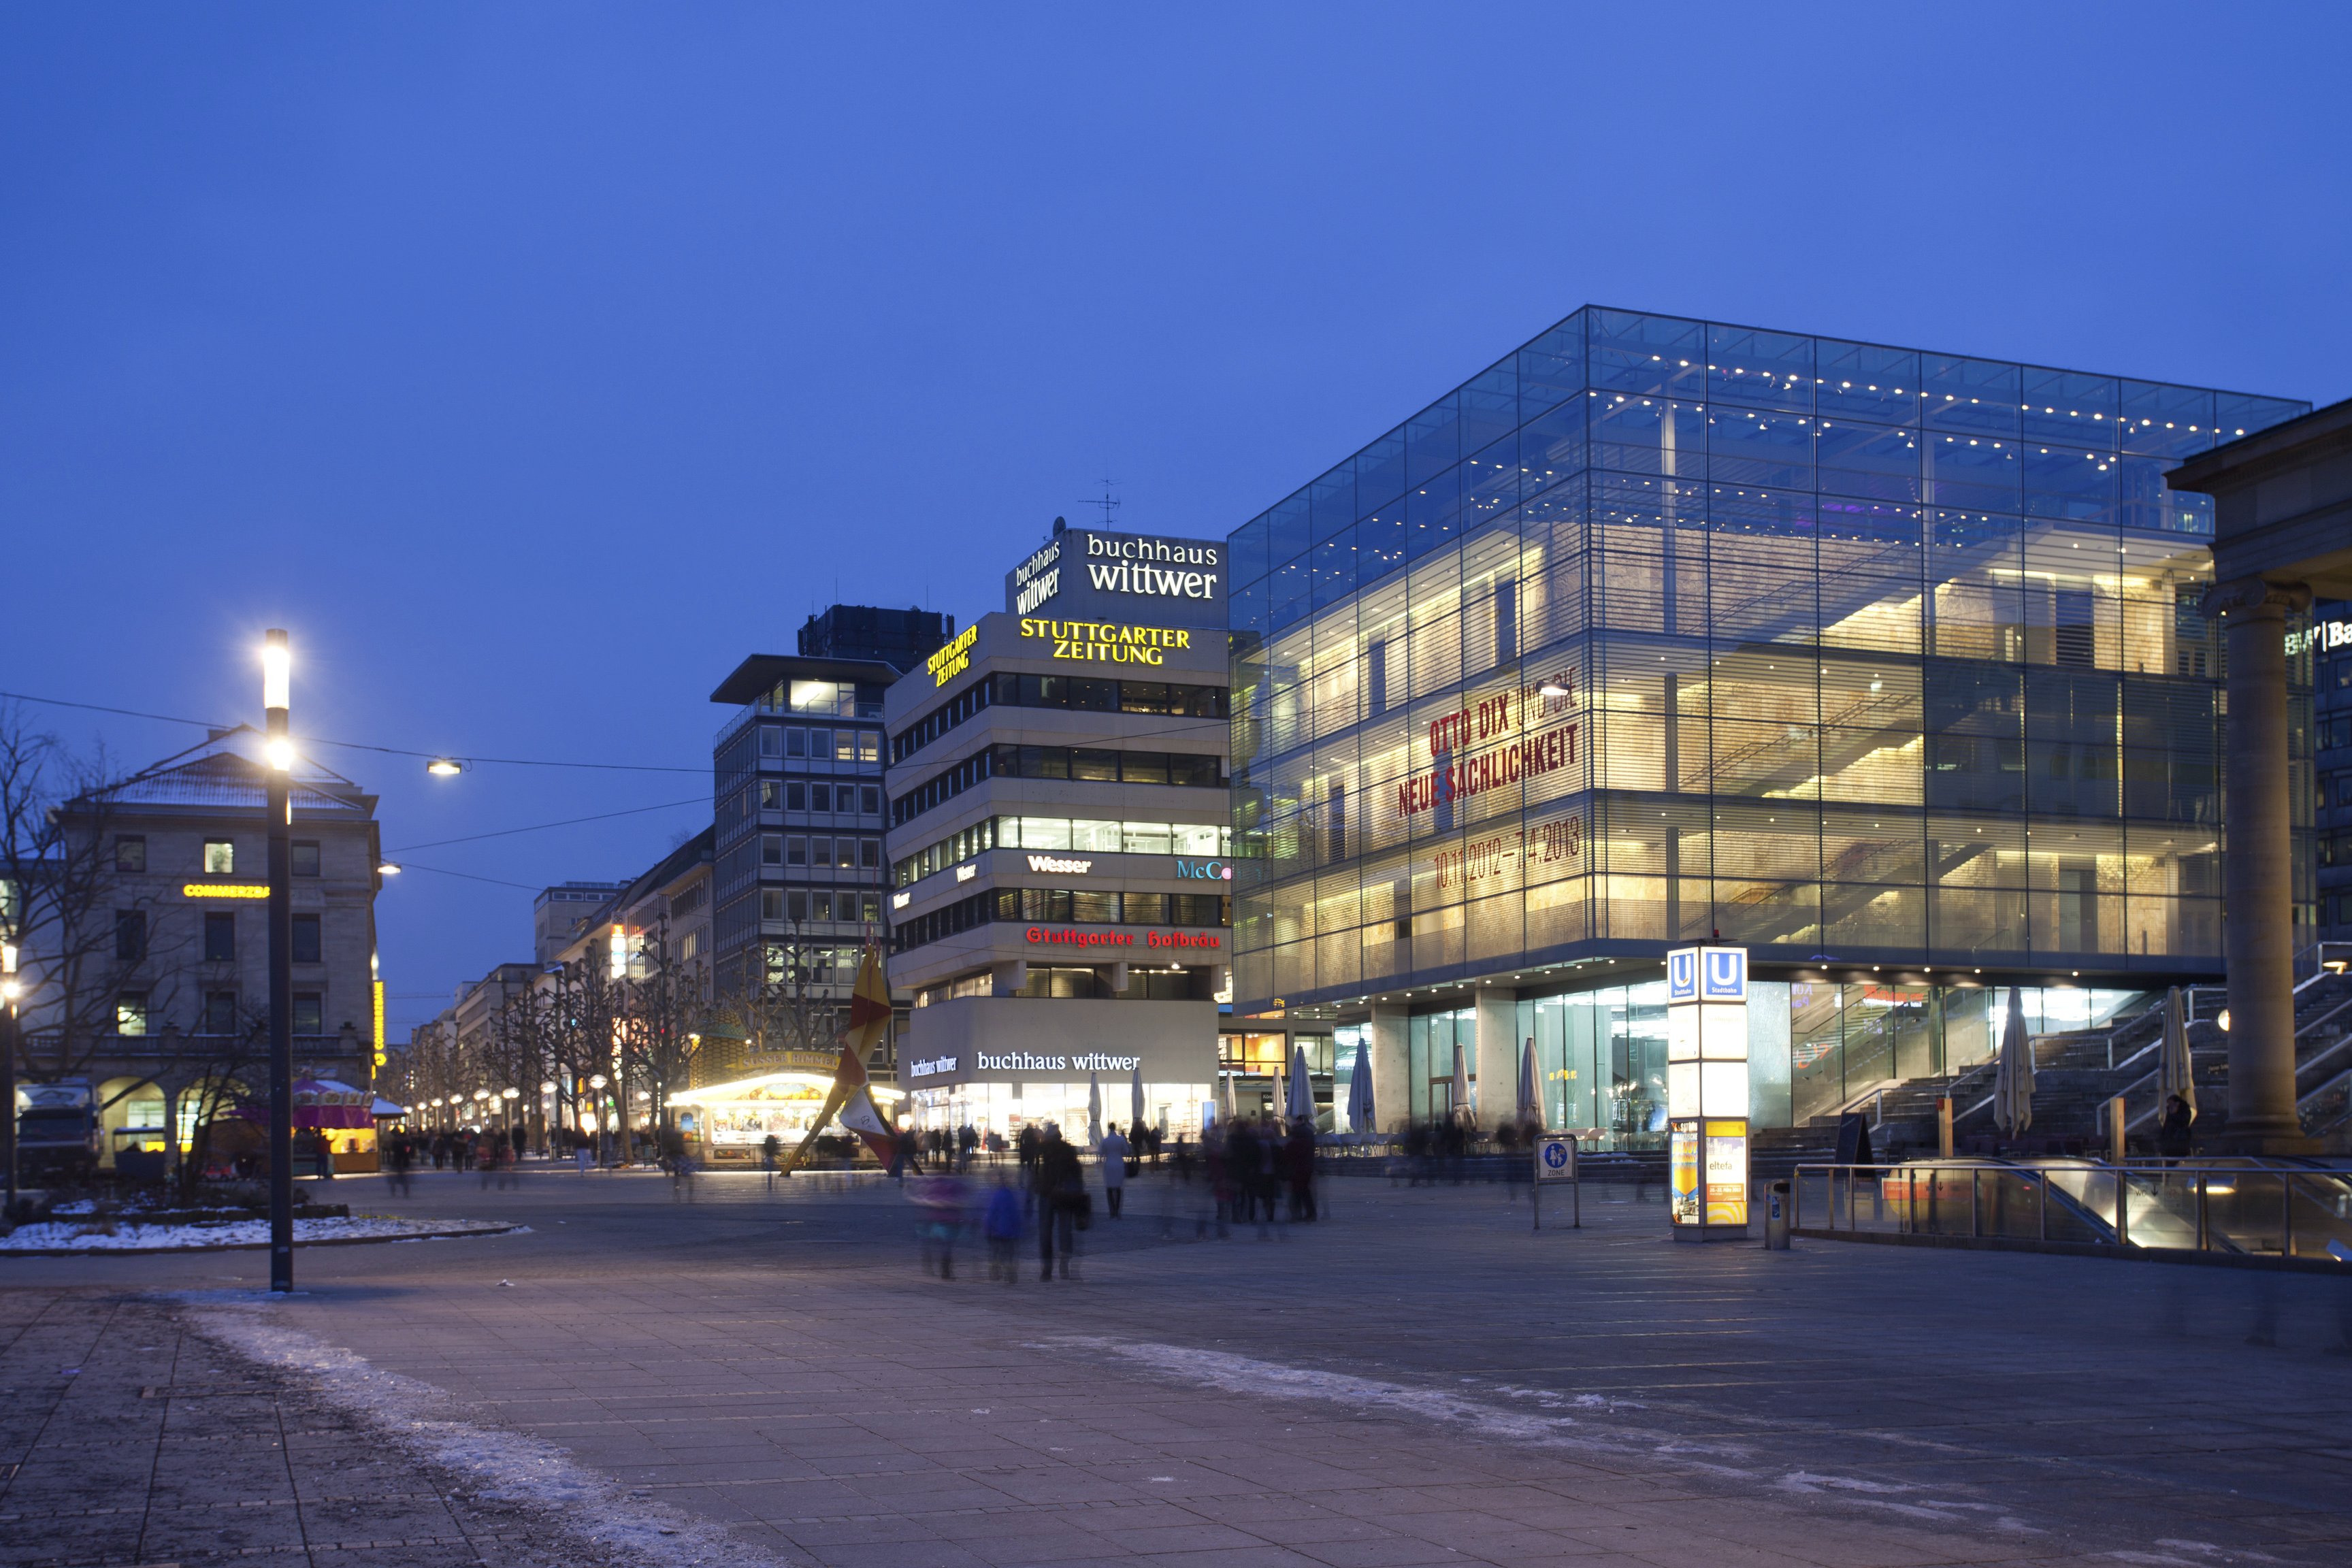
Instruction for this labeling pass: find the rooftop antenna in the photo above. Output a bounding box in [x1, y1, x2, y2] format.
[1084, 477, 1121, 527]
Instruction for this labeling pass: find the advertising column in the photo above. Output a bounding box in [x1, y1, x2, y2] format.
[1665, 945, 1750, 1242]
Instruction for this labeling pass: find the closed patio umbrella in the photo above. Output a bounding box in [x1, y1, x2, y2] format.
[1518, 1036, 1539, 1127]
[2157, 985, 2196, 1123]
[1130, 1062, 1148, 1139]
[1345, 1042, 1375, 1135]
[1286, 1043, 1315, 1124]
[1087, 1072, 1102, 1146]
[1451, 1040, 1471, 1126]
[1993, 987, 2036, 1137]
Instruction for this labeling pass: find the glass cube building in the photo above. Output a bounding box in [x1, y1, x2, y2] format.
[1226, 307, 2312, 1139]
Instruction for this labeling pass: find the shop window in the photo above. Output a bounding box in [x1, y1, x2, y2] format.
[115, 836, 146, 872]
[292, 914, 321, 964]
[292, 840, 321, 877]
[293, 993, 323, 1034]
[204, 839, 235, 875]
[203, 912, 235, 962]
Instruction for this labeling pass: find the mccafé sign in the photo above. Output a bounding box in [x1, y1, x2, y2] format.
[1397, 670, 1582, 819]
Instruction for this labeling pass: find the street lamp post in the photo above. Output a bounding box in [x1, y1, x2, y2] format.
[263, 629, 295, 1294]
[2, 941, 22, 1218]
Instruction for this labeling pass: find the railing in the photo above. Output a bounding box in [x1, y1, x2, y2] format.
[1792, 1160, 2352, 1264]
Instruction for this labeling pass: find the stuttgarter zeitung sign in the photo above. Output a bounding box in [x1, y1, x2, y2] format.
[1019, 618, 1193, 666]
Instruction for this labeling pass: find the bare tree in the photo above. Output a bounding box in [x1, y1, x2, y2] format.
[619, 920, 706, 1134]
[717, 924, 845, 1062]
[0, 706, 189, 1111]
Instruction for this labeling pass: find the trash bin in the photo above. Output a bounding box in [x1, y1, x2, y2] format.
[1763, 1181, 1791, 1250]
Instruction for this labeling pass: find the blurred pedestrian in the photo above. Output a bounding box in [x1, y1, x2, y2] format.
[1035, 1124, 1085, 1279]
[1098, 1122, 1130, 1218]
[983, 1177, 1022, 1282]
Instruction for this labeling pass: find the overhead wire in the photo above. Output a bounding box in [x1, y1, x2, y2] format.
[385, 798, 708, 854]
[0, 687, 704, 774]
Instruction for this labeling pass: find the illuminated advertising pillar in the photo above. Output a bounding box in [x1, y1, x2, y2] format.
[1666, 945, 1750, 1242]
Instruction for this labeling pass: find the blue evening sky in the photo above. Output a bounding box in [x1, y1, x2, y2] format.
[1, 4, 2345, 1034]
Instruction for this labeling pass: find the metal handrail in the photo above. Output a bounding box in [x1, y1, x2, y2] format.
[1789, 1159, 2352, 1264]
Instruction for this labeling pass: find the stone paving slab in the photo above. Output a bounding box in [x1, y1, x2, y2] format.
[5, 1168, 2351, 1566]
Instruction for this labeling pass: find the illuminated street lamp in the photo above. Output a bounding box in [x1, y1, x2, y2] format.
[262, 629, 295, 1295]
[1, 941, 24, 1214]
[426, 757, 463, 777]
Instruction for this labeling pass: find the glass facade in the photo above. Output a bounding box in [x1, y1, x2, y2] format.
[1228, 308, 2311, 1016]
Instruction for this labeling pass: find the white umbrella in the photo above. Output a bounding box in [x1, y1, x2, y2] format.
[1518, 1036, 1539, 1127]
[2157, 985, 2196, 1124]
[1087, 1072, 1102, 1146]
[1286, 1043, 1315, 1124]
[1993, 987, 2036, 1137]
[1450, 1040, 1471, 1126]
[1345, 1043, 1375, 1134]
[1130, 1062, 1148, 1139]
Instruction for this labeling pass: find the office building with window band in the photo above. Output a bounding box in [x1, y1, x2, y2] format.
[1226, 306, 2314, 1149]
[885, 523, 1232, 1139]
[709, 655, 903, 1029]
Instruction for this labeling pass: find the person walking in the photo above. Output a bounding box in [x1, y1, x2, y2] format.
[2157, 1094, 2194, 1160]
[983, 1177, 1022, 1282]
[1286, 1115, 1318, 1222]
[1098, 1122, 1130, 1219]
[1034, 1124, 1085, 1279]
[762, 1132, 782, 1191]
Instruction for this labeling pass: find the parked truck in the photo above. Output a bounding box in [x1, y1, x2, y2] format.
[14, 1079, 100, 1180]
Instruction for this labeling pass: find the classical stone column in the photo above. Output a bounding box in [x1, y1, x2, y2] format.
[2204, 575, 2310, 1150]
[1368, 1003, 1410, 1134]
[1475, 987, 1519, 1127]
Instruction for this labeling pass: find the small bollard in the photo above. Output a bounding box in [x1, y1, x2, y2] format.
[1763, 1181, 1791, 1250]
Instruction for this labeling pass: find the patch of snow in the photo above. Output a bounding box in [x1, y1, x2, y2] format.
[0, 1215, 512, 1252]
[182, 1300, 805, 1568]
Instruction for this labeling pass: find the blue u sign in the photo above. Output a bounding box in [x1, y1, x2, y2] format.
[1702, 947, 1746, 1000]
[1667, 948, 1698, 1001]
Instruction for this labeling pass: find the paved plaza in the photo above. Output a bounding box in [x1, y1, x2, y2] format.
[4, 1166, 2351, 1568]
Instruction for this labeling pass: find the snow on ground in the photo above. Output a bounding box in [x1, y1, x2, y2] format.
[0, 1214, 515, 1252]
